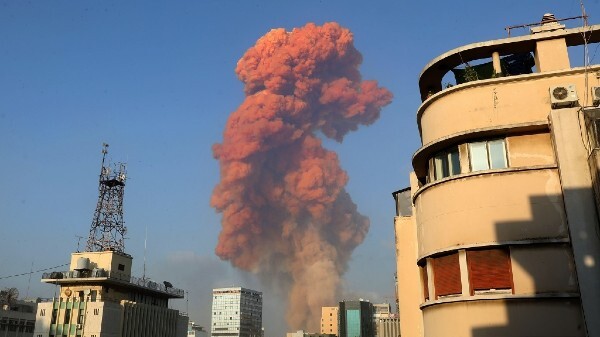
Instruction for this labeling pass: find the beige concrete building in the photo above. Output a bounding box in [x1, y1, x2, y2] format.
[394, 14, 600, 337]
[33, 251, 187, 337]
[371, 304, 398, 337]
[320, 307, 338, 336]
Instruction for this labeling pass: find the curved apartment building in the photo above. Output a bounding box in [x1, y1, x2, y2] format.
[394, 15, 600, 337]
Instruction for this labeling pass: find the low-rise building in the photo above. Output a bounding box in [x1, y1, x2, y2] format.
[34, 251, 188, 337]
[0, 299, 37, 337]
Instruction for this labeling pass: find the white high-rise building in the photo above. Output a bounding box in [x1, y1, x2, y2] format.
[210, 287, 262, 337]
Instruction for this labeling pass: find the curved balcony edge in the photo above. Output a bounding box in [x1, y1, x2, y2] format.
[413, 164, 558, 202]
[419, 292, 579, 310]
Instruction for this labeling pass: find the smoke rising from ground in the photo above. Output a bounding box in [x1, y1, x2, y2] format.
[211, 22, 392, 330]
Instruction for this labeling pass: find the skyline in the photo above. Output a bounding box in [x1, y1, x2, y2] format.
[1, 1, 599, 336]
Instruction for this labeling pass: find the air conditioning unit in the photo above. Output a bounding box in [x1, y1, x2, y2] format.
[592, 86, 600, 106]
[76, 324, 83, 329]
[550, 85, 578, 108]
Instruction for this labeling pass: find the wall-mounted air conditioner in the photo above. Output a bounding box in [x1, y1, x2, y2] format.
[592, 86, 600, 106]
[550, 84, 578, 108]
[76, 324, 83, 329]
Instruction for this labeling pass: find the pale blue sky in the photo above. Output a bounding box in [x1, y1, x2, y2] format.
[0, 1, 597, 336]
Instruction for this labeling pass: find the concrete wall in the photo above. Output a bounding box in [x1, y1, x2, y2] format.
[70, 251, 133, 278]
[415, 169, 567, 258]
[510, 244, 578, 294]
[550, 107, 600, 337]
[505, 133, 555, 167]
[394, 173, 423, 337]
[422, 298, 584, 337]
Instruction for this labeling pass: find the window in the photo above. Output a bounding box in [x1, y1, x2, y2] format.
[420, 263, 429, 301]
[469, 139, 507, 171]
[93, 308, 99, 315]
[118, 264, 125, 271]
[64, 309, 71, 324]
[51, 309, 58, 324]
[430, 146, 460, 181]
[40, 309, 45, 317]
[467, 248, 513, 295]
[432, 252, 462, 298]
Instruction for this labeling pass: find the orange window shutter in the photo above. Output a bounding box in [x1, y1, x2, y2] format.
[433, 252, 461, 298]
[467, 248, 513, 294]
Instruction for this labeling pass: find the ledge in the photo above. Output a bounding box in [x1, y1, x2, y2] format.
[413, 164, 558, 201]
[417, 238, 570, 262]
[419, 292, 580, 309]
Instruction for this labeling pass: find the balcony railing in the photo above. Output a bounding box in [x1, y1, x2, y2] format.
[42, 270, 184, 297]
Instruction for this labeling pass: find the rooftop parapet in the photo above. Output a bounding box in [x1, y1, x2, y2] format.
[41, 270, 184, 298]
[418, 16, 600, 101]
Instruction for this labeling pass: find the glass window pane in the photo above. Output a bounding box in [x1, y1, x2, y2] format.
[488, 140, 507, 169]
[448, 148, 461, 175]
[434, 154, 447, 180]
[469, 142, 489, 171]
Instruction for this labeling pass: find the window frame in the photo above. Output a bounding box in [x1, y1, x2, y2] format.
[468, 139, 508, 172]
[429, 146, 461, 182]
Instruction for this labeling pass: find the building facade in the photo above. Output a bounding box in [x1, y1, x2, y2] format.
[394, 14, 600, 337]
[33, 251, 188, 337]
[210, 287, 262, 337]
[0, 300, 37, 337]
[371, 304, 398, 337]
[320, 306, 338, 336]
[338, 300, 373, 337]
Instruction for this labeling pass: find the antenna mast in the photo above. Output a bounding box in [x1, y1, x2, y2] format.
[85, 143, 128, 253]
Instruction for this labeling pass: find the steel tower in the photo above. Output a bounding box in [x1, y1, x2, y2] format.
[86, 143, 128, 253]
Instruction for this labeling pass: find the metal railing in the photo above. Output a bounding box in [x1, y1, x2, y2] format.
[42, 270, 184, 297]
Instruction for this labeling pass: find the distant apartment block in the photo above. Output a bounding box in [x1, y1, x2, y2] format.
[320, 306, 338, 336]
[0, 299, 37, 337]
[210, 287, 262, 337]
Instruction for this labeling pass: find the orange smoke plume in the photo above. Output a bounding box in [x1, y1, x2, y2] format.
[211, 22, 392, 330]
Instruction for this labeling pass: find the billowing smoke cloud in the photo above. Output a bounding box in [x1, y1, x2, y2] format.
[211, 22, 392, 330]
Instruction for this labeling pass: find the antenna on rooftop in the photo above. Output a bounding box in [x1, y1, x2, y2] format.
[85, 143, 128, 253]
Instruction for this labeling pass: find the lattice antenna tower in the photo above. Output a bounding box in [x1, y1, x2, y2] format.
[86, 143, 128, 253]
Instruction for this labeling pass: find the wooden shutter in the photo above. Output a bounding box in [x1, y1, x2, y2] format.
[433, 252, 461, 298]
[420, 264, 429, 301]
[467, 248, 513, 294]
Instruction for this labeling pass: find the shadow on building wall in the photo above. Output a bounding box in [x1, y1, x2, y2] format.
[471, 188, 599, 337]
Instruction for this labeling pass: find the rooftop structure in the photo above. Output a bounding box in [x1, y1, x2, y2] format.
[34, 145, 187, 337]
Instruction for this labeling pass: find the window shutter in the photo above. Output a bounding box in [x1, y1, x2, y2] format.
[433, 252, 462, 298]
[467, 248, 513, 294]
